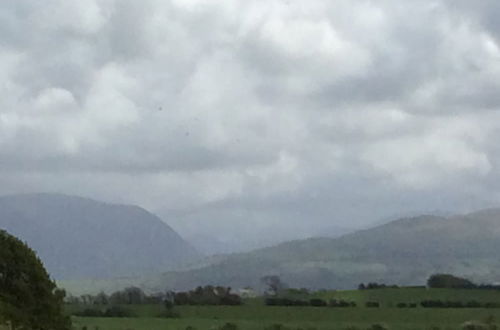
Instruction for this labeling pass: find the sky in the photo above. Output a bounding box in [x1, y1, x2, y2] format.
[2, 0, 500, 253]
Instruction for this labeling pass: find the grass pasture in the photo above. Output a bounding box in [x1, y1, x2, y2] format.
[315, 288, 500, 307]
[71, 288, 500, 330]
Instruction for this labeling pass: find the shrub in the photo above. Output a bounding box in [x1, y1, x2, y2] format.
[309, 299, 327, 307]
[73, 306, 135, 317]
[73, 308, 104, 317]
[265, 324, 288, 330]
[103, 306, 135, 317]
[365, 302, 380, 308]
[461, 321, 489, 330]
[174, 286, 242, 306]
[265, 298, 309, 306]
[485, 303, 500, 308]
[330, 299, 355, 307]
[366, 324, 388, 330]
[157, 309, 180, 318]
[466, 301, 482, 308]
[219, 323, 238, 330]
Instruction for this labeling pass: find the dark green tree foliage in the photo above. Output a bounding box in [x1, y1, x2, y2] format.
[174, 286, 242, 305]
[73, 306, 135, 318]
[427, 274, 476, 289]
[358, 282, 399, 290]
[109, 287, 146, 305]
[0, 229, 71, 330]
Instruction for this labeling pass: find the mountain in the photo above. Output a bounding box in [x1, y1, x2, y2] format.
[0, 193, 200, 280]
[147, 209, 500, 291]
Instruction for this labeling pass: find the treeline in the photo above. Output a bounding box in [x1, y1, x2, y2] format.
[178, 322, 390, 330]
[173, 286, 242, 306]
[427, 274, 500, 290]
[73, 306, 135, 318]
[265, 298, 384, 308]
[67, 285, 242, 307]
[66, 287, 163, 305]
[357, 274, 500, 291]
[265, 298, 500, 309]
[358, 282, 427, 290]
[420, 300, 500, 308]
[358, 283, 400, 290]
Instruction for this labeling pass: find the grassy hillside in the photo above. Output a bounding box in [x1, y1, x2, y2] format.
[61, 208, 500, 294]
[146, 209, 500, 291]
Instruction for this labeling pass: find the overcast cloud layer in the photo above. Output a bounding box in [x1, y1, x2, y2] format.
[2, 0, 500, 253]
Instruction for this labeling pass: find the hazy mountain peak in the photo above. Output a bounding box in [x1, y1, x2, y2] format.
[0, 193, 201, 280]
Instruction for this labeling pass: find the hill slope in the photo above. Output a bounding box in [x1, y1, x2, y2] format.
[150, 209, 500, 291]
[0, 193, 200, 279]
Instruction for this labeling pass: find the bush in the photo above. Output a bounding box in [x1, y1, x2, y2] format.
[396, 303, 407, 308]
[265, 324, 288, 330]
[103, 306, 135, 317]
[419, 300, 495, 308]
[358, 283, 399, 290]
[329, 299, 355, 307]
[265, 298, 309, 306]
[73, 306, 135, 317]
[157, 309, 180, 318]
[485, 303, 500, 308]
[73, 308, 104, 317]
[466, 301, 482, 308]
[219, 323, 238, 330]
[366, 324, 388, 330]
[309, 299, 327, 307]
[461, 321, 489, 330]
[365, 302, 380, 308]
[174, 286, 242, 306]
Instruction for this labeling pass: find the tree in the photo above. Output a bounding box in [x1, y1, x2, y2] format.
[0, 229, 71, 330]
[109, 287, 146, 305]
[260, 275, 287, 296]
[427, 274, 476, 289]
[94, 291, 109, 305]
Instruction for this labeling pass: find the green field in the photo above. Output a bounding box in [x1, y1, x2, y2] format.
[70, 288, 500, 330]
[315, 288, 500, 307]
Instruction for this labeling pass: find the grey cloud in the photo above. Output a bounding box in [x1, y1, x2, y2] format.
[1, 0, 500, 252]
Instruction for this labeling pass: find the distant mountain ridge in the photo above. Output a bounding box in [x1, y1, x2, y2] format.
[0, 193, 201, 280]
[144, 209, 500, 291]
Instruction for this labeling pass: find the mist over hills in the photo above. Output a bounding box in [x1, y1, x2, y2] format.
[3, 193, 500, 294]
[0, 193, 200, 280]
[175, 224, 354, 255]
[145, 209, 500, 291]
